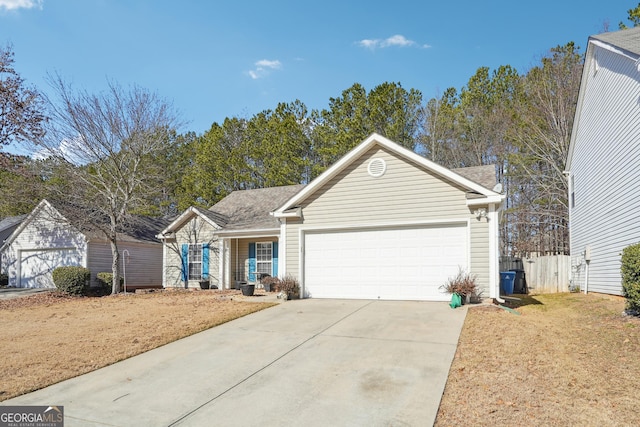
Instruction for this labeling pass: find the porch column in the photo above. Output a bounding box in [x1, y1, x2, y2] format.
[219, 238, 227, 289]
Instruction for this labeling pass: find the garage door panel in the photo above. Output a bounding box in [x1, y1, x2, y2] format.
[20, 248, 83, 288]
[304, 224, 467, 301]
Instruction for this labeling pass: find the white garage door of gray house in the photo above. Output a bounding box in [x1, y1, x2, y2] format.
[20, 248, 83, 288]
[303, 223, 468, 301]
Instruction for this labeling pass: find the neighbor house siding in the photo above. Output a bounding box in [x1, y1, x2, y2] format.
[3, 204, 87, 288]
[569, 44, 640, 295]
[88, 241, 162, 288]
[284, 146, 489, 293]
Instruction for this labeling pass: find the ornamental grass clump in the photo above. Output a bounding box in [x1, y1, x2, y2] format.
[275, 275, 300, 299]
[441, 267, 478, 297]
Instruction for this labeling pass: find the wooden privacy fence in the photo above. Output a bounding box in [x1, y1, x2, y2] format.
[522, 255, 570, 294]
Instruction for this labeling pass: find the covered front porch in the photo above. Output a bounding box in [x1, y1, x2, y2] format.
[217, 232, 280, 290]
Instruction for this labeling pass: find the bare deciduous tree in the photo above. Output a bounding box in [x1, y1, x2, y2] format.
[35, 76, 181, 294]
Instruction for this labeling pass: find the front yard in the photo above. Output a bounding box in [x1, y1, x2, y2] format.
[0, 289, 275, 401]
[2, 289, 638, 426]
[436, 293, 640, 426]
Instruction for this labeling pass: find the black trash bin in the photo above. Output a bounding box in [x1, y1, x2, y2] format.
[509, 269, 527, 294]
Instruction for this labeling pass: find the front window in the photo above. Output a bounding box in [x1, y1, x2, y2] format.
[188, 244, 202, 280]
[256, 242, 272, 276]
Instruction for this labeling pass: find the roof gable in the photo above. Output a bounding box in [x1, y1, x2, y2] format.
[159, 206, 226, 237]
[274, 133, 501, 215]
[566, 28, 640, 171]
[0, 200, 72, 251]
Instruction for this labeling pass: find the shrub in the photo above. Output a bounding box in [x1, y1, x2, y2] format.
[52, 266, 90, 295]
[261, 275, 279, 291]
[441, 267, 478, 297]
[621, 243, 640, 312]
[0, 273, 8, 287]
[275, 275, 300, 299]
[96, 272, 124, 294]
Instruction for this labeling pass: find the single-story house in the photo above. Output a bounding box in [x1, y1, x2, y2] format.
[566, 27, 640, 295]
[159, 133, 505, 301]
[0, 199, 166, 289]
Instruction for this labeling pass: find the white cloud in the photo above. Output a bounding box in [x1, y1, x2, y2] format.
[247, 59, 282, 79]
[356, 34, 431, 50]
[0, 0, 43, 11]
[381, 34, 415, 48]
[33, 135, 87, 165]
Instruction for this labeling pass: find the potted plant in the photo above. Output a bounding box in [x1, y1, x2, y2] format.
[440, 268, 478, 304]
[275, 275, 300, 300]
[240, 283, 255, 296]
[262, 275, 278, 292]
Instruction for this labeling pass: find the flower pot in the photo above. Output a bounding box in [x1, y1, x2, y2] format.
[263, 283, 272, 292]
[240, 284, 255, 296]
[199, 280, 210, 290]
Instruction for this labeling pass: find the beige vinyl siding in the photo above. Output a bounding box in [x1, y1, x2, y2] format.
[569, 44, 640, 295]
[164, 217, 220, 288]
[3, 204, 87, 288]
[88, 241, 162, 288]
[469, 217, 490, 296]
[301, 148, 470, 224]
[285, 146, 490, 292]
[164, 239, 183, 287]
[284, 218, 303, 279]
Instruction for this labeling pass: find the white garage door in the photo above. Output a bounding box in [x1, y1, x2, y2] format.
[20, 248, 83, 288]
[304, 224, 468, 301]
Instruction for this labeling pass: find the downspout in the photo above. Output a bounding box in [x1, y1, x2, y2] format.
[489, 203, 505, 304]
[584, 245, 591, 294]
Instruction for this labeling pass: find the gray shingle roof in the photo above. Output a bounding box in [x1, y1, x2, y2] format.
[46, 199, 171, 244]
[0, 214, 26, 244]
[210, 184, 305, 231]
[452, 165, 497, 190]
[591, 26, 640, 56]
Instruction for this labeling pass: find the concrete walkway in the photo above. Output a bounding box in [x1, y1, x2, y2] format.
[3, 299, 467, 426]
[0, 287, 52, 299]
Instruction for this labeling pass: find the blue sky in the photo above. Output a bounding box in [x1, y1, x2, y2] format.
[0, 0, 635, 136]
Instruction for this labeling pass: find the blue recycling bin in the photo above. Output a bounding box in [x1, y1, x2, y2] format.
[500, 271, 516, 295]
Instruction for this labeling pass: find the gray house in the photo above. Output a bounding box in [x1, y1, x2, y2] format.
[1, 199, 165, 289]
[160, 133, 504, 301]
[566, 27, 640, 295]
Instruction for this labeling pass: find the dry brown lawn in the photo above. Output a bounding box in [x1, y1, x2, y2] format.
[435, 293, 640, 427]
[0, 289, 276, 401]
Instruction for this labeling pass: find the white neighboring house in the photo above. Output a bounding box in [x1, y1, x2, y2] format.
[566, 27, 640, 295]
[0, 199, 165, 289]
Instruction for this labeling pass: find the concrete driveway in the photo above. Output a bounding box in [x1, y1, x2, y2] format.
[3, 299, 467, 426]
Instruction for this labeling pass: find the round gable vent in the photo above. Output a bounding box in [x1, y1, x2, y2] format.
[367, 158, 386, 178]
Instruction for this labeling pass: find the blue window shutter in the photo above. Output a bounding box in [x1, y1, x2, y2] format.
[272, 242, 278, 277]
[181, 244, 188, 282]
[248, 242, 256, 282]
[202, 243, 209, 279]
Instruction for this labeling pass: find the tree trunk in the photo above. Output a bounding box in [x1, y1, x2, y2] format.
[110, 238, 120, 295]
